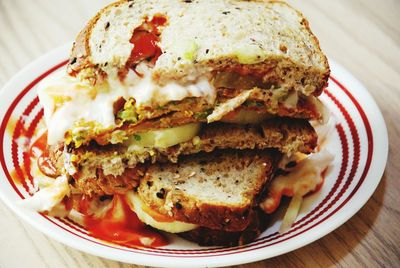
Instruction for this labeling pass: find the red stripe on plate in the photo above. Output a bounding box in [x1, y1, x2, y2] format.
[0, 60, 68, 198]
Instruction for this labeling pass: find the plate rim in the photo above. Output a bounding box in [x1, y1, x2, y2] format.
[0, 44, 389, 267]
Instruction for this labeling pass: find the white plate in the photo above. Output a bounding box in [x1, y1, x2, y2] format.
[0, 44, 388, 267]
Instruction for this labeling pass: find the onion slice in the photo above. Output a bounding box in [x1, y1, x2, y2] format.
[279, 193, 303, 233]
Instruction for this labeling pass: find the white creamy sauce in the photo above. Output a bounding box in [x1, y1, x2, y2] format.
[37, 64, 215, 145]
[157, 78, 214, 104]
[260, 149, 334, 214]
[119, 63, 215, 106]
[282, 91, 299, 109]
[19, 174, 70, 212]
[38, 71, 119, 145]
[45, 92, 117, 145]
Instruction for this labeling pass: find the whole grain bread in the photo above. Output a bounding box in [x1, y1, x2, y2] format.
[137, 150, 281, 232]
[170, 118, 317, 158]
[48, 119, 316, 196]
[68, 0, 329, 96]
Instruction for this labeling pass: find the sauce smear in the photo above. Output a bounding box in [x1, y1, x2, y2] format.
[12, 117, 168, 248]
[83, 194, 168, 247]
[11, 132, 49, 185]
[28, 132, 168, 248]
[32, 133, 59, 178]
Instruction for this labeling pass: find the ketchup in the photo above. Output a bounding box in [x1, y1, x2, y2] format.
[129, 31, 162, 67]
[26, 132, 168, 248]
[124, 15, 167, 78]
[30, 132, 47, 154]
[31, 132, 59, 178]
[82, 195, 168, 247]
[10, 168, 26, 186]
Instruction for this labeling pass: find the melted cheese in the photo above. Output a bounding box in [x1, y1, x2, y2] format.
[38, 71, 118, 145]
[260, 149, 334, 214]
[38, 64, 215, 145]
[126, 191, 198, 233]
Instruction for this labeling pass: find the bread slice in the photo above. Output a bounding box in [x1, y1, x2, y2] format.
[173, 118, 318, 157]
[137, 150, 281, 232]
[68, 0, 329, 96]
[48, 119, 315, 196]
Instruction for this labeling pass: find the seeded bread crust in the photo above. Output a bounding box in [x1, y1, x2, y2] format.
[71, 168, 143, 196]
[179, 208, 269, 246]
[67, 1, 122, 84]
[137, 150, 281, 232]
[68, 0, 329, 95]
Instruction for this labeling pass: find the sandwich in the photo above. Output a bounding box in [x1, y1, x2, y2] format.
[27, 0, 332, 247]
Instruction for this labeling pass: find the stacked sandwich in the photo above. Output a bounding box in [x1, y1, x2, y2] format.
[35, 0, 330, 246]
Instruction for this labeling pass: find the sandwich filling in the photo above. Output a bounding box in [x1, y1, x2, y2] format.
[22, 0, 334, 247]
[38, 65, 325, 147]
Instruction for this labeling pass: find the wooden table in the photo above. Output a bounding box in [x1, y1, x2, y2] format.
[0, 0, 399, 267]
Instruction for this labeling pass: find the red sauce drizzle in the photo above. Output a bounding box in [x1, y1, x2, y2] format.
[82, 195, 168, 247]
[10, 168, 26, 186]
[30, 132, 47, 154]
[123, 14, 167, 78]
[31, 133, 58, 178]
[11, 132, 51, 185]
[24, 132, 168, 248]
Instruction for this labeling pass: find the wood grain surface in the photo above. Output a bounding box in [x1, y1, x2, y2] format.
[0, 0, 399, 267]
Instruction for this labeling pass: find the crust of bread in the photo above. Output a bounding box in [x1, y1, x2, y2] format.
[179, 208, 269, 246]
[293, 5, 331, 95]
[68, 0, 329, 96]
[166, 118, 317, 159]
[70, 167, 143, 196]
[67, 1, 123, 84]
[137, 150, 281, 232]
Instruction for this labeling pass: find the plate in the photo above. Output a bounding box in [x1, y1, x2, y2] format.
[0, 44, 388, 267]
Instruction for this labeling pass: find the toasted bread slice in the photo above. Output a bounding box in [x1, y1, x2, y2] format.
[137, 150, 281, 232]
[48, 119, 316, 196]
[68, 0, 329, 96]
[170, 118, 317, 158]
